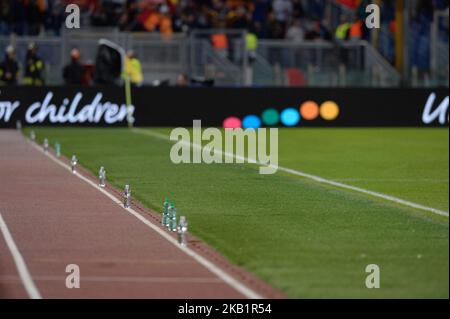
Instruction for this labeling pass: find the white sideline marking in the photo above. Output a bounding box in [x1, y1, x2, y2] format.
[28, 141, 263, 299]
[132, 128, 449, 218]
[0, 213, 42, 299]
[334, 178, 449, 183]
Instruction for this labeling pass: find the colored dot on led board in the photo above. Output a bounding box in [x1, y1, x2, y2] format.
[300, 101, 319, 120]
[242, 115, 261, 129]
[280, 108, 300, 126]
[261, 108, 279, 126]
[320, 101, 340, 120]
[223, 116, 242, 128]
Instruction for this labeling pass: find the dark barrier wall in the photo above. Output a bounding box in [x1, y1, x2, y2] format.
[0, 86, 448, 128]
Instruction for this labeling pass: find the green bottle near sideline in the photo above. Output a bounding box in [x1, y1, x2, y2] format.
[162, 198, 169, 226]
[164, 202, 173, 228]
[166, 204, 174, 228]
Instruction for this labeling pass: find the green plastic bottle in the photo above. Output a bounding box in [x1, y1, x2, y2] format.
[166, 204, 174, 228]
[162, 199, 169, 226]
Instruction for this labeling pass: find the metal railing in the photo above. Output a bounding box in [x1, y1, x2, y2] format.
[361, 41, 401, 87]
[430, 9, 449, 87]
[188, 39, 243, 86]
[1, 29, 402, 87]
[188, 29, 248, 86]
[1, 29, 189, 85]
[252, 52, 277, 86]
[256, 40, 400, 87]
[0, 36, 63, 84]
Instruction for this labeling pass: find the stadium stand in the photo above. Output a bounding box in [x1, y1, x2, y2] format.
[0, 0, 448, 87]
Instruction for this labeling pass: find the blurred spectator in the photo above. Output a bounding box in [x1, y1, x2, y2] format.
[0, 0, 447, 46]
[119, 0, 140, 31]
[272, 0, 293, 24]
[335, 16, 351, 41]
[246, 30, 259, 63]
[159, 4, 173, 38]
[45, 0, 65, 36]
[0, 45, 20, 85]
[286, 19, 304, 42]
[291, 0, 305, 19]
[90, 0, 122, 27]
[12, 0, 43, 36]
[349, 14, 363, 41]
[211, 28, 229, 58]
[304, 20, 330, 41]
[0, 0, 12, 35]
[62, 49, 84, 85]
[252, 0, 270, 25]
[176, 73, 189, 86]
[318, 19, 332, 41]
[264, 11, 285, 39]
[23, 42, 45, 86]
[123, 50, 143, 86]
[229, 5, 251, 29]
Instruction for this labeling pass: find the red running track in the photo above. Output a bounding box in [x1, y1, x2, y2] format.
[0, 130, 281, 299]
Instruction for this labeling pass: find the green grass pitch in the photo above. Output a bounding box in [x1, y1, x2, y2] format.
[25, 127, 449, 298]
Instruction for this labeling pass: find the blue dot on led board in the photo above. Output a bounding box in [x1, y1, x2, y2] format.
[280, 108, 301, 126]
[242, 115, 261, 129]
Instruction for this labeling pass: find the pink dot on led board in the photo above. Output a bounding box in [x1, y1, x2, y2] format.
[223, 117, 242, 128]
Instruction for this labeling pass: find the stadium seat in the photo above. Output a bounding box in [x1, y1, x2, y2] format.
[286, 68, 307, 87]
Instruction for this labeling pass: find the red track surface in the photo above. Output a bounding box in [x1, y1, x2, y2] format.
[0, 130, 282, 299]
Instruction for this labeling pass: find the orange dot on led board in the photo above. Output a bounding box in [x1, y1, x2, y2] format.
[300, 101, 319, 120]
[320, 101, 340, 121]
